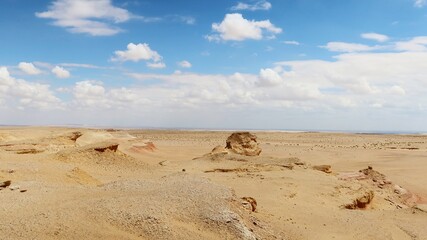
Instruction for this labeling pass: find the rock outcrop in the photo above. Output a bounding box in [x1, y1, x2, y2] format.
[225, 132, 262, 156]
[313, 165, 332, 173]
[345, 190, 374, 209]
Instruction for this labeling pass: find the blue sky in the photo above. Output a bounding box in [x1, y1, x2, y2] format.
[1, 0, 427, 131]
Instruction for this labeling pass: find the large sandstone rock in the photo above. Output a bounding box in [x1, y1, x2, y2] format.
[225, 132, 261, 156]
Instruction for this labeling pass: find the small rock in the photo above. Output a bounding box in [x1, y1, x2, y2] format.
[20, 189, 27, 193]
[9, 185, 20, 191]
[8, 169, 15, 173]
[313, 165, 332, 174]
[384, 179, 392, 184]
[0, 180, 11, 188]
[345, 191, 374, 209]
[241, 197, 257, 212]
[394, 185, 408, 195]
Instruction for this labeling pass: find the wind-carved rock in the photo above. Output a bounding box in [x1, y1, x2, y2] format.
[225, 132, 262, 156]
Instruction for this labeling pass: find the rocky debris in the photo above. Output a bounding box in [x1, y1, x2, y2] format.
[226, 132, 262, 156]
[9, 185, 20, 191]
[345, 191, 374, 209]
[69, 132, 83, 141]
[97, 174, 279, 239]
[93, 143, 119, 153]
[414, 204, 427, 213]
[338, 172, 366, 180]
[313, 165, 332, 173]
[130, 142, 157, 153]
[158, 160, 170, 166]
[339, 166, 393, 188]
[211, 145, 229, 155]
[358, 166, 394, 189]
[0, 180, 11, 188]
[394, 185, 409, 195]
[16, 148, 44, 154]
[241, 197, 257, 212]
[205, 168, 250, 173]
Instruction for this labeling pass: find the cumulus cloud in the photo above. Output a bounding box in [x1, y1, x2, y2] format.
[52, 66, 71, 78]
[18, 62, 42, 75]
[72, 80, 148, 109]
[111, 43, 164, 68]
[36, 0, 131, 36]
[256, 68, 283, 87]
[178, 60, 192, 68]
[0, 67, 62, 110]
[207, 13, 282, 41]
[322, 42, 379, 52]
[231, 1, 272, 11]
[361, 33, 389, 42]
[73, 81, 107, 107]
[414, 0, 426, 7]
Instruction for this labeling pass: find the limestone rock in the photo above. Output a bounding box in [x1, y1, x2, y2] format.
[225, 132, 261, 156]
[313, 165, 332, 173]
[345, 191, 374, 209]
[211, 145, 229, 155]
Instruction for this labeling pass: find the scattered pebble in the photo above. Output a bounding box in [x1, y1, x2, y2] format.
[9, 185, 20, 191]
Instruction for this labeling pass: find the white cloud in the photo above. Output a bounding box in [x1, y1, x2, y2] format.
[36, 0, 131, 36]
[178, 60, 192, 68]
[60, 63, 103, 69]
[73, 81, 107, 108]
[257, 68, 283, 87]
[322, 42, 379, 52]
[147, 62, 166, 69]
[111, 43, 163, 64]
[231, 1, 272, 11]
[394, 36, 427, 52]
[72, 80, 148, 109]
[283, 41, 300, 45]
[207, 13, 282, 41]
[414, 0, 426, 7]
[361, 33, 389, 42]
[18, 62, 42, 75]
[0, 67, 62, 110]
[172, 15, 196, 25]
[52, 66, 71, 78]
[0, 67, 15, 87]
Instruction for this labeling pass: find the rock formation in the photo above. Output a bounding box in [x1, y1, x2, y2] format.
[225, 132, 262, 156]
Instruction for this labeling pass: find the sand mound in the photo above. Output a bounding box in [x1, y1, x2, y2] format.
[76, 131, 136, 147]
[56, 142, 136, 167]
[76, 132, 116, 146]
[129, 141, 157, 153]
[226, 132, 262, 156]
[66, 167, 101, 186]
[97, 174, 281, 239]
[0, 131, 84, 154]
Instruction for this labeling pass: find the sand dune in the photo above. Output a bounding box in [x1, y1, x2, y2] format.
[0, 127, 426, 239]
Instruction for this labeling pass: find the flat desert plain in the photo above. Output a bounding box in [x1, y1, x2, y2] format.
[0, 127, 426, 240]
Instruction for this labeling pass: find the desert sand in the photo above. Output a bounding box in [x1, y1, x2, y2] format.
[0, 127, 426, 240]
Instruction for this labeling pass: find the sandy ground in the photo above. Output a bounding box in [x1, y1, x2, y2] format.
[0, 127, 426, 240]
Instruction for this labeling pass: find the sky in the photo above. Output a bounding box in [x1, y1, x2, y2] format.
[1, 0, 427, 131]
